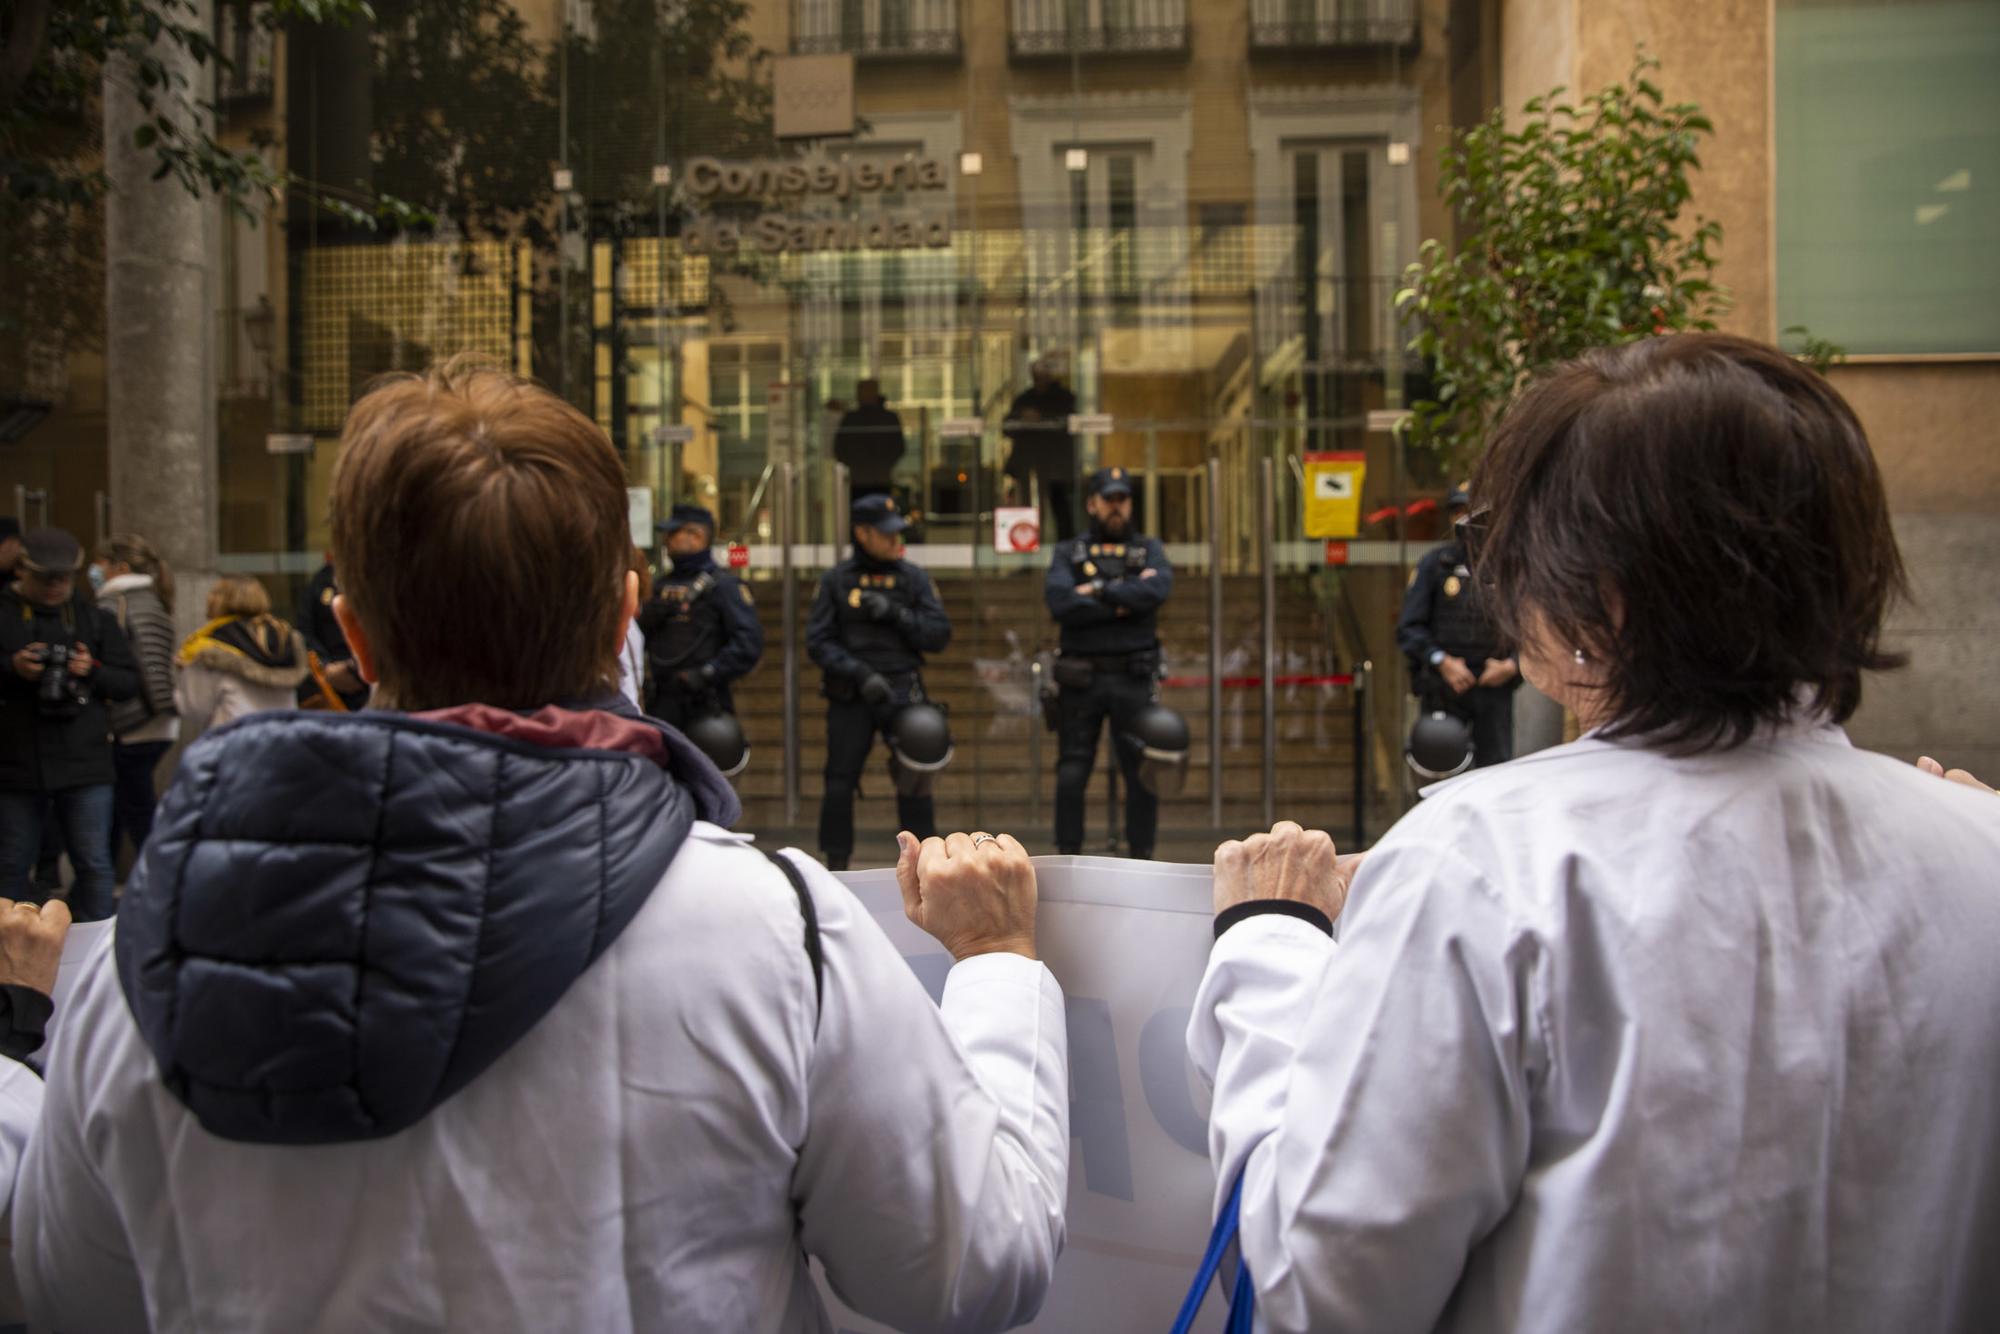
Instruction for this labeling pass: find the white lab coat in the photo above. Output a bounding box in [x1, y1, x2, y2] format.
[15, 826, 1070, 1332]
[617, 620, 645, 709]
[1191, 721, 2000, 1333]
[0, 1056, 39, 1197]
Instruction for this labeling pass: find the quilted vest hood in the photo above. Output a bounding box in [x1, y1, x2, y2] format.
[116, 703, 733, 1145]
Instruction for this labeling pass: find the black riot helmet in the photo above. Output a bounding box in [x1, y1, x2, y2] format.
[1121, 703, 1191, 797]
[1406, 709, 1473, 782]
[886, 700, 954, 796]
[683, 711, 750, 778]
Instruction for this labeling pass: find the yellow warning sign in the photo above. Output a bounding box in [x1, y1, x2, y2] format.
[1302, 452, 1367, 539]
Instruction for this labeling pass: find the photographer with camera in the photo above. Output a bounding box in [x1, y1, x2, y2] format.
[0, 530, 139, 921]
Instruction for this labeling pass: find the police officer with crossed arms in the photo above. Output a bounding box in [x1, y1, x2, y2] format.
[807, 495, 952, 871]
[638, 505, 763, 734]
[1045, 466, 1174, 858]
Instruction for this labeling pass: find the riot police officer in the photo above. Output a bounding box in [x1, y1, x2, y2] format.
[638, 505, 763, 731]
[806, 494, 953, 870]
[1045, 466, 1174, 858]
[1396, 484, 1519, 768]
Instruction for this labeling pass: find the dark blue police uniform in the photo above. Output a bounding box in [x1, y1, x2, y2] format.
[1395, 506, 1517, 767]
[807, 495, 952, 868]
[637, 506, 764, 730]
[1045, 466, 1173, 856]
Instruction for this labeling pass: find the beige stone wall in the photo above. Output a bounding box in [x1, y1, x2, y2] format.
[1830, 362, 2000, 514]
[1573, 0, 1774, 341]
[1500, 0, 1773, 339]
[1499, 0, 1573, 127]
[1833, 361, 2000, 773]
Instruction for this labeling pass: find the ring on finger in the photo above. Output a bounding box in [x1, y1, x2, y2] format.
[971, 833, 999, 849]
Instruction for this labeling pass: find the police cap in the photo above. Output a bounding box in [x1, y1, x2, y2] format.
[659, 504, 715, 535]
[1087, 467, 1134, 500]
[852, 493, 908, 535]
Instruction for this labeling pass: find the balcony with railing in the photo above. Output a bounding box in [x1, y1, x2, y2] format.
[1009, 0, 1189, 59]
[1249, 0, 1420, 54]
[792, 0, 960, 59]
[216, 1, 275, 104]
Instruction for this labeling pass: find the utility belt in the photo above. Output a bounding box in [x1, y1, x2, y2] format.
[1051, 649, 1159, 690]
[824, 668, 920, 704]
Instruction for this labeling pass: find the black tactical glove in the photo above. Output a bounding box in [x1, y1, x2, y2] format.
[858, 672, 894, 707]
[858, 591, 897, 622]
[674, 665, 715, 691]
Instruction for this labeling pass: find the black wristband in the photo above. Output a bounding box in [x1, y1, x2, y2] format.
[1214, 899, 1333, 941]
[0, 983, 53, 1061]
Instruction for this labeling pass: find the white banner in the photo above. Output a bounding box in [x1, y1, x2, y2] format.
[37, 863, 1229, 1333]
[817, 857, 1225, 1334]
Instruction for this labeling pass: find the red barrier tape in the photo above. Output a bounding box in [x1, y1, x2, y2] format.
[1161, 674, 1355, 690]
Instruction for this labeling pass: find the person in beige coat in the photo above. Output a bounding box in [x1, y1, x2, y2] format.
[174, 576, 310, 738]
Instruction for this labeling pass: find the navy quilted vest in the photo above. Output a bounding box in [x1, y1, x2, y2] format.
[116, 706, 725, 1145]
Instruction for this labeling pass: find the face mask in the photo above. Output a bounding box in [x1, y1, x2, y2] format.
[87, 564, 106, 591]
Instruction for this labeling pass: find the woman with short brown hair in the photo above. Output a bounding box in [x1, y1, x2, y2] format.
[1190, 333, 2000, 1332]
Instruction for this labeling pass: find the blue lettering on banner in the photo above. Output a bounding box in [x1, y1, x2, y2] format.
[1065, 998, 1134, 1202]
[893, 941, 1210, 1198]
[1137, 1006, 1208, 1156]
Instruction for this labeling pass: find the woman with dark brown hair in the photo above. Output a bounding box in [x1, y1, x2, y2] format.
[1188, 334, 2000, 1332]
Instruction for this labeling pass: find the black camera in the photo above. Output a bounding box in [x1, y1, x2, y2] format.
[34, 645, 91, 716]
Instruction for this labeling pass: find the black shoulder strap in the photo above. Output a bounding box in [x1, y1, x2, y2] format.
[762, 847, 824, 1032]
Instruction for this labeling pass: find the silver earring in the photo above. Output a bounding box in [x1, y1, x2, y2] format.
[1573, 649, 1588, 666]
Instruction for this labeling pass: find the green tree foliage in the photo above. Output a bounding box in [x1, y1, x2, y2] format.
[557, 0, 775, 209]
[1398, 55, 1729, 471]
[369, 0, 553, 235]
[0, 0, 419, 387]
[2, 0, 413, 219]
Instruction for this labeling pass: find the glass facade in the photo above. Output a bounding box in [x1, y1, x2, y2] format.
[6, 0, 1487, 854]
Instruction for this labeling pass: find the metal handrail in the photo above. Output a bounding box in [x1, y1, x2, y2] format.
[779, 460, 799, 826]
[1207, 456, 1224, 828]
[1258, 456, 1277, 828]
[740, 461, 779, 539]
[1353, 658, 1373, 848]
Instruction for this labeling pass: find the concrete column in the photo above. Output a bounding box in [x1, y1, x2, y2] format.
[103, 0, 220, 641]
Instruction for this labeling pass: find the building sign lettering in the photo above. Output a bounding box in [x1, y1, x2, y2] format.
[685, 155, 950, 201]
[683, 154, 954, 256]
[685, 213, 952, 257]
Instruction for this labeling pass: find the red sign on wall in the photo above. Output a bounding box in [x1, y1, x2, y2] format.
[1324, 540, 1350, 566]
[727, 543, 751, 569]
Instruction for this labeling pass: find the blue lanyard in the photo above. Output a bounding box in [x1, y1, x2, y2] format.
[1170, 1171, 1256, 1334]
